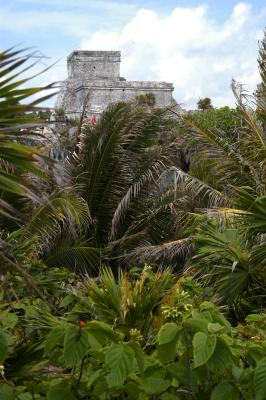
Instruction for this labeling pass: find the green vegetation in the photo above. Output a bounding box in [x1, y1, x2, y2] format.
[1, 267, 265, 399]
[0, 32, 265, 399]
[136, 92, 156, 106]
[190, 106, 241, 141]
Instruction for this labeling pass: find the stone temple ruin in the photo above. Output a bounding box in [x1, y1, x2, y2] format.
[56, 51, 175, 118]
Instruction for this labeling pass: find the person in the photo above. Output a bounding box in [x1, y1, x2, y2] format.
[91, 115, 97, 125]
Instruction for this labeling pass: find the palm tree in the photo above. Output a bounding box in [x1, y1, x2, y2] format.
[172, 33, 266, 314]
[197, 97, 213, 110]
[7, 102, 193, 272]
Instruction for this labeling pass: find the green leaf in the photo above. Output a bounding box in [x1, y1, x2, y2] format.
[167, 361, 186, 384]
[211, 381, 239, 400]
[47, 385, 76, 400]
[158, 339, 178, 364]
[246, 314, 265, 322]
[63, 326, 89, 367]
[140, 377, 171, 394]
[158, 323, 179, 345]
[193, 332, 217, 368]
[213, 312, 231, 330]
[87, 369, 102, 389]
[0, 384, 15, 400]
[125, 382, 141, 400]
[93, 379, 109, 397]
[248, 343, 265, 364]
[208, 323, 224, 334]
[184, 318, 208, 334]
[14, 393, 32, 400]
[59, 294, 75, 308]
[0, 312, 18, 329]
[87, 332, 102, 350]
[88, 349, 105, 363]
[130, 341, 145, 375]
[87, 320, 116, 340]
[44, 325, 66, 354]
[208, 338, 232, 373]
[254, 357, 266, 400]
[105, 343, 135, 388]
[0, 329, 8, 364]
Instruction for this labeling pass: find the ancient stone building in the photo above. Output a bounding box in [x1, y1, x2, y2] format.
[56, 50, 174, 118]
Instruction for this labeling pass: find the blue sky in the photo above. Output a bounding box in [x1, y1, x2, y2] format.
[0, 0, 265, 108]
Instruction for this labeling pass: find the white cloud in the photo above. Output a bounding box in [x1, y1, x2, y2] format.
[80, 2, 265, 108]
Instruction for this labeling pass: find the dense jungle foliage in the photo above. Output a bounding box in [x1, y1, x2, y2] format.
[0, 32, 265, 399]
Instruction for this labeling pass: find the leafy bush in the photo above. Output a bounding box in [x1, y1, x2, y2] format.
[0, 267, 265, 399]
[191, 106, 241, 141]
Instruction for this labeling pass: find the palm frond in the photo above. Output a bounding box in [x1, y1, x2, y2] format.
[129, 237, 194, 266]
[167, 166, 228, 207]
[234, 187, 266, 235]
[20, 190, 90, 255]
[110, 160, 166, 241]
[44, 240, 104, 274]
[0, 47, 56, 218]
[191, 221, 265, 309]
[183, 115, 263, 190]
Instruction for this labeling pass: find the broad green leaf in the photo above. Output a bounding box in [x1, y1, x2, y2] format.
[140, 377, 171, 394]
[105, 343, 135, 388]
[208, 338, 232, 373]
[167, 361, 186, 384]
[254, 357, 266, 400]
[125, 382, 141, 400]
[184, 318, 208, 333]
[158, 339, 178, 364]
[44, 325, 66, 354]
[87, 332, 102, 350]
[213, 312, 231, 330]
[0, 329, 8, 364]
[59, 294, 75, 308]
[193, 332, 217, 368]
[0, 312, 18, 329]
[199, 301, 216, 312]
[93, 379, 109, 396]
[0, 384, 14, 400]
[208, 323, 224, 334]
[87, 320, 116, 340]
[15, 393, 33, 400]
[47, 385, 76, 400]
[246, 314, 265, 322]
[211, 381, 239, 400]
[158, 323, 179, 345]
[248, 343, 265, 364]
[88, 349, 105, 363]
[63, 326, 89, 367]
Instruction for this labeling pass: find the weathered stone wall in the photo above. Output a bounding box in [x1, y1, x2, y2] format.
[56, 50, 174, 118]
